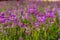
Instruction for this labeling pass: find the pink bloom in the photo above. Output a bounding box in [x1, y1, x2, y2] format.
[45, 10, 55, 18]
[18, 22, 23, 27]
[22, 14, 28, 20]
[0, 12, 6, 17]
[34, 22, 40, 27]
[37, 13, 46, 23]
[58, 38, 60, 40]
[25, 30, 30, 35]
[50, 19, 54, 24]
[20, 37, 23, 40]
[22, 24, 28, 29]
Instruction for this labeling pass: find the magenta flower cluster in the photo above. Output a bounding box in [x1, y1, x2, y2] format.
[0, 5, 56, 29]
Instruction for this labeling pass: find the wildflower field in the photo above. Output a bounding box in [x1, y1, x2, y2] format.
[0, 1, 60, 40]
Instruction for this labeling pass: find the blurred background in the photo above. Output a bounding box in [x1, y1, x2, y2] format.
[0, 0, 60, 1]
[25, 0, 60, 1]
[0, 1, 60, 11]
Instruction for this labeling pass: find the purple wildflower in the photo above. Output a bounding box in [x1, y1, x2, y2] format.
[18, 22, 24, 27]
[16, 3, 20, 6]
[8, 23, 12, 27]
[58, 38, 60, 40]
[25, 30, 30, 35]
[19, 37, 23, 40]
[45, 10, 55, 18]
[50, 19, 54, 24]
[18, 23, 28, 28]
[37, 13, 46, 23]
[4, 30, 8, 35]
[22, 14, 28, 20]
[58, 10, 60, 15]
[8, 14, 17, 21]
[34, 22, 40, 27]
[22, 24, 28, 29]
[4, 19, 9, 24]
[0, 16, 6, 23]
[27, 8, 38, 15]
[20, 9, 24, 15]
[14, 19, 19, 25]
[0, 12, 6, 17]
[8, 10, 13, 15]
[27, 4, 38, 15]
[4, 25, 8, 29]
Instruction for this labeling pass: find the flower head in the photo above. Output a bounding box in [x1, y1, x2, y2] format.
[19, 37, 23, 40]
[37, 13, 46, 23]
[58, 38, 60, 40]
[22, 14, 28, 20]
[34, 22, 40, 27]
[45, 10, 55, 18]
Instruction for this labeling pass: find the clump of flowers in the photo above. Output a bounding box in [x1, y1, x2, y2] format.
[0, 2, 60, 40]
